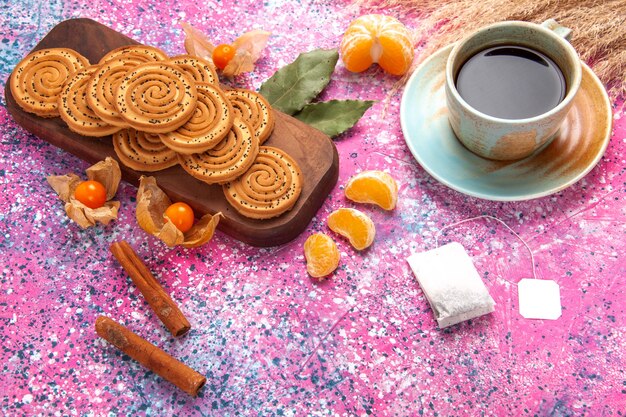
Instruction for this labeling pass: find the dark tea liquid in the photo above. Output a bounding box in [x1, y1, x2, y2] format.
[455, 45, 566, 119]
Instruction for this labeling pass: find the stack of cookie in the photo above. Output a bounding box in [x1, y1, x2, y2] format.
[10, 46, 303, 220]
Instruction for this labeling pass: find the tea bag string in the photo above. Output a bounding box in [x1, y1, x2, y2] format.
[435, 215, 538, 280]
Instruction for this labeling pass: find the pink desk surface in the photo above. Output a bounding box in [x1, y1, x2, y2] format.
[1, 1, 625, 415]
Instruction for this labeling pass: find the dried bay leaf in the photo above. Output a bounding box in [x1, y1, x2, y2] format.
[259, 48, 339, 115]
[293, 100, 375, 138]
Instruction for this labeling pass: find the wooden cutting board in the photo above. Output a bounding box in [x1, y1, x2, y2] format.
[5, 18, 339, 247]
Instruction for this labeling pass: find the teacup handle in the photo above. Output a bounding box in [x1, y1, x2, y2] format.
[541, 18, 572, 41]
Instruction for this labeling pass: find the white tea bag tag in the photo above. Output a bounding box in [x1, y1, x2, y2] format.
[518, 278, 562, 320]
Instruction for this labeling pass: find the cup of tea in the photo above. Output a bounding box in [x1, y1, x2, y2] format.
[445, 20, 582, 161]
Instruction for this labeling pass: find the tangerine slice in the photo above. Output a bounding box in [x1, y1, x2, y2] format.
[304, 233, 340, 278]
[340, 14, 413, 76]
[344, 170, 398, 210]
[327, 208, 376, 250]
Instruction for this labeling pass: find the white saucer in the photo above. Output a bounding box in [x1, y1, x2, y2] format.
[400, 45, 612, 201]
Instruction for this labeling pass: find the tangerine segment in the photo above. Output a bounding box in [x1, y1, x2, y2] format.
[340, 14, 413, 76]
[304, 233, 340, 278]
[378, 34, 413, 76]
[340, 31, 375, 73]
[327, 208, 376, 250]
[344, 170, 398, 210]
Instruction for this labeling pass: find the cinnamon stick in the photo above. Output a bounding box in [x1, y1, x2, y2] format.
[95, 316, 206, 396]
[110, 240, 191, 337]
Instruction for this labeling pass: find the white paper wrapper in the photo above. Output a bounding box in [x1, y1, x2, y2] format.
[407, 242, 495, 328]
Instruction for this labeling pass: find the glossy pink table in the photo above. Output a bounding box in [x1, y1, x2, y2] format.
[1, 1, 624, 415]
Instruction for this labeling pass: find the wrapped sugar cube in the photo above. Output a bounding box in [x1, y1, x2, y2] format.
[407, 242, 495, 328]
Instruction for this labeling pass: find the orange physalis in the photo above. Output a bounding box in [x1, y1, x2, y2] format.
[212, 44, 236, 70]
[74, 180, 107, 209]
[164, 202, 195, 233]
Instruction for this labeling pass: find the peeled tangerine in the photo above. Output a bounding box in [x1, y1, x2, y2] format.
[46, 157, 121, 229]
[136, 176, 222, 248]
[327, 208, 376, 250]
[340, 14, 414, 76]
[304, 233, 340, 279]
[344, 170, 398, 210]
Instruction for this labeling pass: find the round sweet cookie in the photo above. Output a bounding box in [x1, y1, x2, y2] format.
[224, 88, 275, 145]
[160, 83, 234, 154]
[222, 146, 303, 220]
[10, 47, 89, 117]
[87, 55, 150, 127]
[58, 65, 121, 137]
[115, 62, 198, 134]
[89, 47, 170, 127]
[178, 117, 259, 184]
[112, 129, 178, 172]
[98, 45, 168, 65]
[167, 55, 218, 85]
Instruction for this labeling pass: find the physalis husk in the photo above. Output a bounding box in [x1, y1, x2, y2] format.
[47, 157, 121, 229]
[181, 22, 271, 77]
[136, 176, 222, 248]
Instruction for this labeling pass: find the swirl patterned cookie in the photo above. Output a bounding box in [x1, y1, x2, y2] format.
[222, 146, 303, 219]
[160, 83, 234, 154]
[10, 48, 89, 117]
[58, 66, 121, 137]
[178, 117, 259, 184]
[113, 129, 178, 172]
[166, 55, 218, 85]
[88, 51, 168, 127]
[98, 45, 168, 65]
[115, 62, 198, 134]
[224, 88, 275, 145]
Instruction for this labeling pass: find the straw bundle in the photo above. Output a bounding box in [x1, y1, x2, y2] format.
[353, 0, 626, 98]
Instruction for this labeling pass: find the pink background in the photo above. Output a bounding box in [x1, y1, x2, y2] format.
[1, 0, 625, 415]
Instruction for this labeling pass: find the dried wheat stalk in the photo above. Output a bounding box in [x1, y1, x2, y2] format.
[352, 0, 626, 99]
